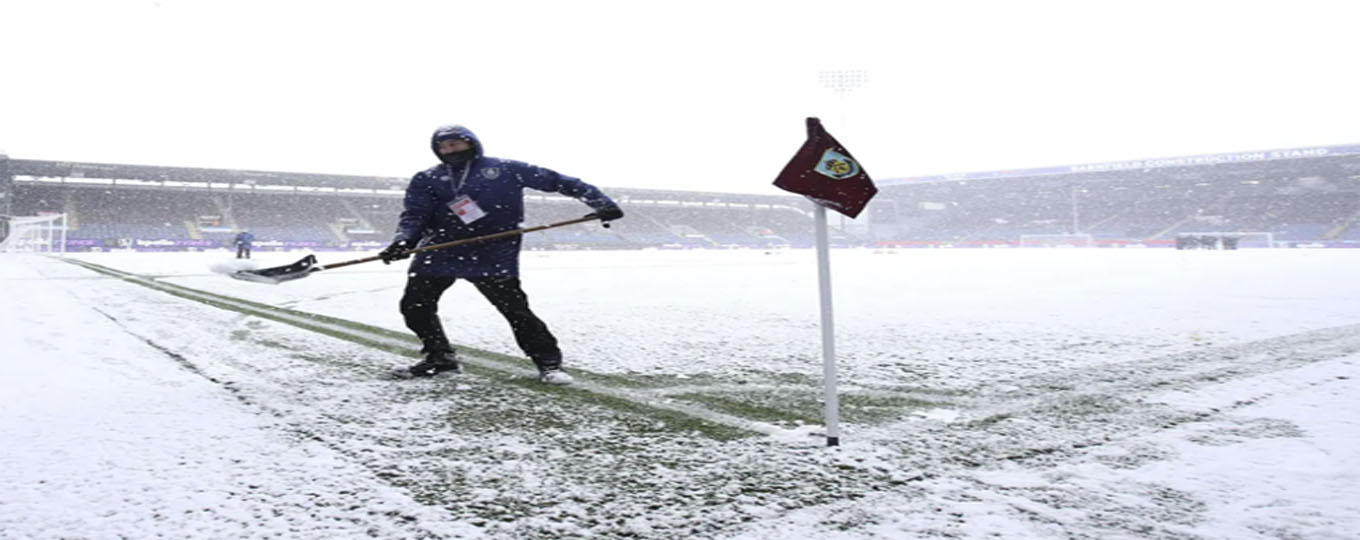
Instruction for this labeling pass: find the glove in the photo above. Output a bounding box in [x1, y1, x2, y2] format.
[379, 238, 413, 264]
[593, 205, 624, 227]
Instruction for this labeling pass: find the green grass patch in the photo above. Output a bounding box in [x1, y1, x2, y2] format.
[671, 392, 821, 426]
[839, 393, 947, 424]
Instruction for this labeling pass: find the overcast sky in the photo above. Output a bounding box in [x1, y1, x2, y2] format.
[3, 0, 1358, 194]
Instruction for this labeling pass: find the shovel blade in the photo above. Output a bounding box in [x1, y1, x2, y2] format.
[229, 254, 320, 285]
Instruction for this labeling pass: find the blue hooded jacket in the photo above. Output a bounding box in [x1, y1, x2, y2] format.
[395, 125, 617, 278]
[234, 231, 254, 247]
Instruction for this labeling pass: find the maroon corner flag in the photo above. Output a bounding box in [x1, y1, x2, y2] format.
[773, 117, 878, 218]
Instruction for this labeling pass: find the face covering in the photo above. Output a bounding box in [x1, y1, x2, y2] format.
[436, 136, 477, 165]
[439, 148, 477, 165]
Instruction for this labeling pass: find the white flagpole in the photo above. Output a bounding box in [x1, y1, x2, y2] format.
[813, 204, 841, 446]
[813, 70, 866, 448]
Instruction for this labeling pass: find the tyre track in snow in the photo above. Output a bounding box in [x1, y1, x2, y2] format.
[885, 321, 1360, 468]
[978, 321, 1360, 418]
[838, 323, 1360, 538]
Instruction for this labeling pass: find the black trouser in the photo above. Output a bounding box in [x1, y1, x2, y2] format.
[400, 275, 562, 371]
[236, 245, 251, 259]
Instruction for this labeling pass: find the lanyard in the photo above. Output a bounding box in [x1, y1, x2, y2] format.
[445, 162, 472, 193]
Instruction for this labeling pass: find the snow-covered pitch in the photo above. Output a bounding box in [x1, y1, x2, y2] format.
[2, 248, 1357, 539]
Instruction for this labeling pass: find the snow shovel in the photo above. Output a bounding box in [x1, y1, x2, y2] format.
[229, 214, 604, 284]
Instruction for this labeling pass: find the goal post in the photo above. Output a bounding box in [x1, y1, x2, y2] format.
[1175, 231, 1275, 249]
[0, 213, 68, 254]
[1017, 233, 1094, 248]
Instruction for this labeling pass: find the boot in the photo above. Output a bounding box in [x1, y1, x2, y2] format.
[538, 367, 573, 385]
[396, 351, 462, 378]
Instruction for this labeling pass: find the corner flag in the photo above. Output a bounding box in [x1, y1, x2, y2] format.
[771, 117, 879, 447]
[773, 117, 878, 218]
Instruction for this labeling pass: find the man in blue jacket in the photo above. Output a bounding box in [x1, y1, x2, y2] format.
[234, 230, 255, 259]
[379, 125, 623, 384]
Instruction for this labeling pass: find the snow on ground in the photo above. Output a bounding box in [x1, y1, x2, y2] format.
[0, 255, 481, 539]
[2, 248, 1358, 539]
[90, 248, 1360, 385]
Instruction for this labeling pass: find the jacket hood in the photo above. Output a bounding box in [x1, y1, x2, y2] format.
[430, 124, 484, 162]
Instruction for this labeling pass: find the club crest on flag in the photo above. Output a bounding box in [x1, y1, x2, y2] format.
[815, 149, 860, 180]
[772, 117, 878, 218]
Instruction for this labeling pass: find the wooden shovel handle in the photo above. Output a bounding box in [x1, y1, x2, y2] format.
[319, 214, 601, 271]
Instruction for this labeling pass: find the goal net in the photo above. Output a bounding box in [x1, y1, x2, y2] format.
[0, 213, 68, 254]
[1018, 233, 1094, 248]
[1175, 231, 1275, 249]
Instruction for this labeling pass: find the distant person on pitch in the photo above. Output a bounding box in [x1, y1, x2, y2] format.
[379, 124, 624, 384]
[233, 230, 255, 259]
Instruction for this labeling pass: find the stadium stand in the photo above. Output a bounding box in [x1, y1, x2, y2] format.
[0, 151, 10, 218]
[4, 160, 833, 251]
[872, 144, 1360, 248]
[4, 144, 1358, 251]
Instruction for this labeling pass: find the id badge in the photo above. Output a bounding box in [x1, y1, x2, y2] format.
[449, 196, 487, 224]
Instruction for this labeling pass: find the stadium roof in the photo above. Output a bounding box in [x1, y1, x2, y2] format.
[9, 159, 410, 191]
[878, 143, 1360, 186]
[6, 159, 806, 206]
